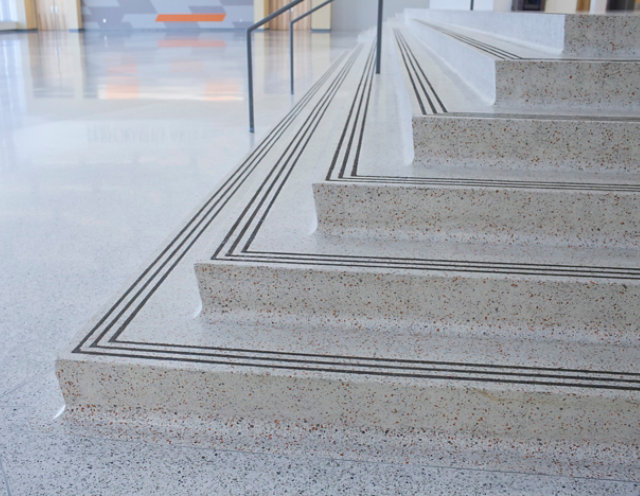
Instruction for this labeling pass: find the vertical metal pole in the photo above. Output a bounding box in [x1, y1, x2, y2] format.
[376, 0, 383, 74]
[470, 0, 475, 9]
[289, 21, 295, 94]
[247, 28, 255, 133]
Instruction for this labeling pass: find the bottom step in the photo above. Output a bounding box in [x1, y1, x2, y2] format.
[56, 350, 640, 480]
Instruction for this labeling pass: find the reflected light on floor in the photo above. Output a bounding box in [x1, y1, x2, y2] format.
[157, 39, 227, 48]
[98, 82, 243, 101]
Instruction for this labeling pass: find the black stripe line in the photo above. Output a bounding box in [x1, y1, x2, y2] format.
[111, 339, 640, 377]
[90, 343, 640, 385]
[106, 59, 356, 346]
[73, 350, 640, 391]
[116, 55, 359, 346]
[337, 46, 376, 179]
[413, 20, 640, 63]
[242, 49, 369, 252]
[416, 20, 522, 60]
[223, 254, 640, 280]
[229, 252, 640, 276]
[396, 29, 439, 113]
[398, 30, 448, 113]
[349, 47, 377, 178]
[237, 249, 639, 272]
[222, 47, 364, 257]
[395, 29, 447, 114]
[232, 47, 375, 253]
[210, 48, 360, 261]
[72, 49, 351, 352]
[342, 176, 640, 193]
[325, 46, 376, 181]
[394, 29, 432, 114]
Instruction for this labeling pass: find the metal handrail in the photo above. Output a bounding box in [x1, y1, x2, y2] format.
[247, 0, 384, 133]
[289, 0, 335, 95]
[247, 0, 306, 133]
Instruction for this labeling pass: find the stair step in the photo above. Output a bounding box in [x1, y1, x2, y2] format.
[55, 25, 640, 481]
[405, 9, 640, 58]
[393, 27, 640, 172]
[313, 180, 640, 249]
[412, 113, 640, 174]
[406, 18, 640, 110]
[56, 344, 640, 480]
[195, 260, 640, 347]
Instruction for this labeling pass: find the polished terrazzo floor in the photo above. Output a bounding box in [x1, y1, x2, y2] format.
[1, 29, 638, 495]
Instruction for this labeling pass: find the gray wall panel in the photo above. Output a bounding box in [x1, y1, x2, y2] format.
[331, 0, 429, 31]
[82, 0, 253, 30]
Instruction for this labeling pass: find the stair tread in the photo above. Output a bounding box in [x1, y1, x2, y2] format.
[403, 17, 640, 110]
[394, 24, 640, 116]
[56, 16, 640, 474]
[405, 9, 640, 58]
[413, 18, 640, 61]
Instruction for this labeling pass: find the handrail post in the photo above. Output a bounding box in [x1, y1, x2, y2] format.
[289, 20, 295, 94]
[246, 0, 305, 133]
[376, 0, 383, 74]
[247, 28, 255, 133]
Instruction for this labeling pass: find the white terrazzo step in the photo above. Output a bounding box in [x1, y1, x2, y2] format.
[313, 180, 640, 249]
[406, 18, 640, 110]
[404, 9, 640, 58]
[56, 346, 640, 480]
[411, 113, 640, 174]
[195, 260, 640, 347]
[392, 27, 640, 173]
[54, 30, 640, 486]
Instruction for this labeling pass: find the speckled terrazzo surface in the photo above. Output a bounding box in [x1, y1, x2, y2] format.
[42, 11, 640, 494]
[405, 9, 640, 57]
[407, 17, 640, 111]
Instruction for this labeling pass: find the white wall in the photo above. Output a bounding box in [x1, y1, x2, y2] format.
[331, 0, 429, 32]
[544, 0, 578, 13]
[429, 0, 471, 8]
[81, 0, 253, 30]
[430, 0, 510, 10]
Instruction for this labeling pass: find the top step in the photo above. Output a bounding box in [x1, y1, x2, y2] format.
[405, 9, 640, 58]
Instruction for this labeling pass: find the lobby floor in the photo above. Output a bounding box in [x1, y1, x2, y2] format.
[1, 29, 637, 495]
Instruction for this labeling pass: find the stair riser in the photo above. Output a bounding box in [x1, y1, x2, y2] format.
[313, 182, 640, 249]
[413, 115, 640, 174]
[495, 60, 640, 109]
[195, 263, 640, 345]
[56, 357, 640, 446]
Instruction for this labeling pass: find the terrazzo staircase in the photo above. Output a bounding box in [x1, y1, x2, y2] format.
[57, 10, 640, 482]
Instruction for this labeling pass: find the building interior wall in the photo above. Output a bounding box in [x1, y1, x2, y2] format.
[79, 0, 253, 30]
[253, 0, 332, 31]
[331, 0, 430, 32]
[3, 0, 640, 32]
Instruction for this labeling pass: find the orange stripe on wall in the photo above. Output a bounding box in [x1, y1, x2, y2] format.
[155, 14, 226, 22]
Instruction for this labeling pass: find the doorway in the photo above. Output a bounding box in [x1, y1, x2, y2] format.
[608, 0, 635, 8]
[267, 0, 311, 30]
[1, 0, 14, 21]
[34, 0, 81, 30]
